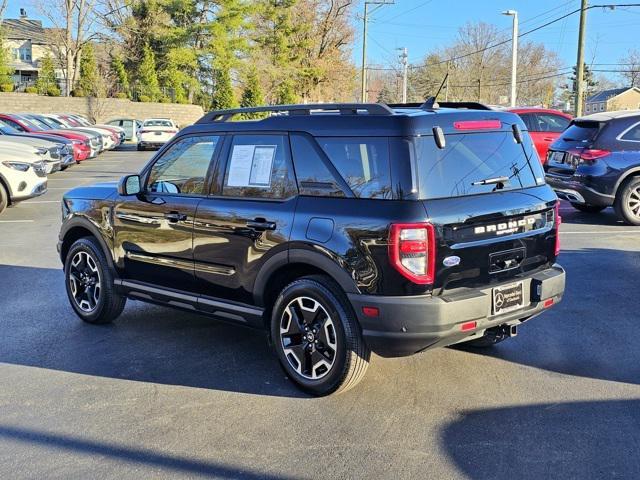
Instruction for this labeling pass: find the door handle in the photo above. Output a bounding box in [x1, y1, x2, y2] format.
[165, 211, 187, 222]
[246, 218, 276, 231]
[543, 137, 554, 142]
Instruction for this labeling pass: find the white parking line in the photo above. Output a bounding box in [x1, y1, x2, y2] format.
[0, 220, 34, 223]
[22, 201, 60, 204]
[561, 230, 640, 234]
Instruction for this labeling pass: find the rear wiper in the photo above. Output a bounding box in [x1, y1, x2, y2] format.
[472, 176, 510, 186]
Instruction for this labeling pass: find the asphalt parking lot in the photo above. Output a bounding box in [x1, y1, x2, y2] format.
[1, 148, 639, 479]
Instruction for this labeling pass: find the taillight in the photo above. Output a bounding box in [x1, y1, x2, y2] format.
[569, 148, 611, 163]
[388, 223, 436, 284]
[454, 120, 502, 130]
[554, 201, 561, 257]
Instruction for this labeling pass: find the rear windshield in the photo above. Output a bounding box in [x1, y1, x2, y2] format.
[144, 120, 173, 127]
[414, 131, 545, 199]
[559, 121, 600, 142]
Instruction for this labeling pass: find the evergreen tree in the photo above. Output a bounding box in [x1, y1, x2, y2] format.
[36, 55, 59, 95]
[0, 33, 13, 88]
[211, 67, 236, 110]
[376, 85, 395, 104]
[78, 43, 99, 96]
[275, 78, 297, 104]
[111, 55, 130, 98]
[240, 67, 265, 118]
[136, 44, 161, 101]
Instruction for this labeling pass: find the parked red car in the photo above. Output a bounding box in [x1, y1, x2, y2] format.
[0, 113, 93, 162]
[506, 108, 572, 164]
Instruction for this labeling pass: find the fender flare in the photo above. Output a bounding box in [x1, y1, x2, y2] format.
[253, 247, 360, 307]
[614, 166, 640, 193]
[59, 215, 117, 272]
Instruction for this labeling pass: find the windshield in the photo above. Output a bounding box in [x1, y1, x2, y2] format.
[16, 116, 45, 131]
[144, 120, 173, 127]
[414, 131, 545, 199]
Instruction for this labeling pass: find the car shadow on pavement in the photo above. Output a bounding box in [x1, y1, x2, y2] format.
[0, 424, 295, 480]
[559, 203, 626, 226]
[455, 246, 640, 385]
[440, 399, 640, 480]
[0, 264, 306, 398]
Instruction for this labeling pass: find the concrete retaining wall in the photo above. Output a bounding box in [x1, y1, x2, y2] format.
[0, 93, 205, 126]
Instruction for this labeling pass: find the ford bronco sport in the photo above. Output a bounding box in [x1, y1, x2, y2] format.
[58, 101, 565, 396]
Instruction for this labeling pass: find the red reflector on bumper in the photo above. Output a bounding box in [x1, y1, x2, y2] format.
[362, 306, 379, 318]
[543, 298, 554, 308]
[460, 321, 477, 332]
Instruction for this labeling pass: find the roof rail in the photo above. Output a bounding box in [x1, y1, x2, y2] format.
[196, 103, 395, 123]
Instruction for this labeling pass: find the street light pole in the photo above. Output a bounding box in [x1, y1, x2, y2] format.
[502, 10, 518, 107]
[360, 1, 393, 103]
[398, 47, 408, 103]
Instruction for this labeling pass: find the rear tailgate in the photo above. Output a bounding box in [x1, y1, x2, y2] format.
[413, 121, 559, 293]
[546, 120, 603, 176]
[424, 188, 557, 292]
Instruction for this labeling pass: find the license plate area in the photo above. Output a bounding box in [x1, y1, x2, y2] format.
[492, 281, 525, 315]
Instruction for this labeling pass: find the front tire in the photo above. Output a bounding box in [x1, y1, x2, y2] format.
[271, 275, 370, 396]
[64, 237, 126, 324]
[0, 182, 8, 215]
[614, 176, 640, 226]
[570, 203, 606, 213]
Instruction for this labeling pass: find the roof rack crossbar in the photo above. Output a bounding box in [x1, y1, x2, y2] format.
[197, 103, 394, 123]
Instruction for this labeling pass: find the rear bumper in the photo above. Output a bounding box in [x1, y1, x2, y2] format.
[546, 173, 614, 207]
[348, 264, 565, 357]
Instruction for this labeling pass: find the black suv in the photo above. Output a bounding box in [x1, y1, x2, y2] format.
[58, 102, 565, 395]
[546, 110, 640, 225]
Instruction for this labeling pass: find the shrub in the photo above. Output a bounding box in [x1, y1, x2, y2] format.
[138, 94, 151, 103]
[158, 95, 170, 103]
[25, 86, 38, 94]
[114, 92, 128, 99]
[71, 89, 85, 97]
[46, 86, 61, 97]
[0, 83, 14, 92]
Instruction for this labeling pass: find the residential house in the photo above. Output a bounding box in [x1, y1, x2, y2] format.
[1, 9, 66, 92]
[585, 87, 640, 114]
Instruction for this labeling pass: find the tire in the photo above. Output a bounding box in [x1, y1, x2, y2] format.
[0, 182, 8, 215]
[614, 176, 640, 226]
[64, 237, 126, 324]
[570, 203, 606, 213]
[137, 144, 144, 151]
[271, 275, 370, 396]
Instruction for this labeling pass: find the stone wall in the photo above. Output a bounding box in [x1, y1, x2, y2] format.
[0, 93, 205, 126]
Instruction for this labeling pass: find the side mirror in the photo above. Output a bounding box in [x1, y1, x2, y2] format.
[118, 174, 141, 196]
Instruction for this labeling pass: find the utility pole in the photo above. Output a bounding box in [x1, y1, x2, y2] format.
[398, 47, 408, 103]
[360, 1, 393, 102]
[502, 10, 518, 107]
[575, 0, 588, 116]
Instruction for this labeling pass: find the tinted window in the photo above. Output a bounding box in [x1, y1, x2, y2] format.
[144, 120, 173, 127]
[0, 119, 22, 132]
[518, 113, 536, 131]
[620, 123, 640, 141]
[290, 134, 345, 197]
[147, 135, 219, 195]
[533, 113, 570, 133]
[560, 121, 600, 142]
[318, 137, 392, 199]
[415, 131, 545, 199]
[222, 135, 296, 199]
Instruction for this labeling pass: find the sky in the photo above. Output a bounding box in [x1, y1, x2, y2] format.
[5, 0, 639, 82]
[352, 0, 640, 82]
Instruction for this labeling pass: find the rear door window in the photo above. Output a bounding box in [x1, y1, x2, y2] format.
[414, 131, 545, 199]
[317, 137, 392, 199]
[620, 123, 640, 142]
[534, 113, 570, 133]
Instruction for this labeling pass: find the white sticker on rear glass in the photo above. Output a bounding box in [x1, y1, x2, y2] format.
[227, 144, 276, 187]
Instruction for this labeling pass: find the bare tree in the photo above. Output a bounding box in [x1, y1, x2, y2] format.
[31, 0, 100, 95]
[619, 49, 640, 87]
[0, 0, 9, 19]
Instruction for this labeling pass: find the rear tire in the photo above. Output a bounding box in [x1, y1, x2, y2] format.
[614, 176, 640, 226]
[0, 183, 8, 215]
[271, 275, 370, 396]
[570, 203, 606, 213]
[64, 237, 126, 324]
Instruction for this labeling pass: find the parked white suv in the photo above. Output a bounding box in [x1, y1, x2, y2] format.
[137, 118, 178, 150]
[0, 153, 48, 214]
